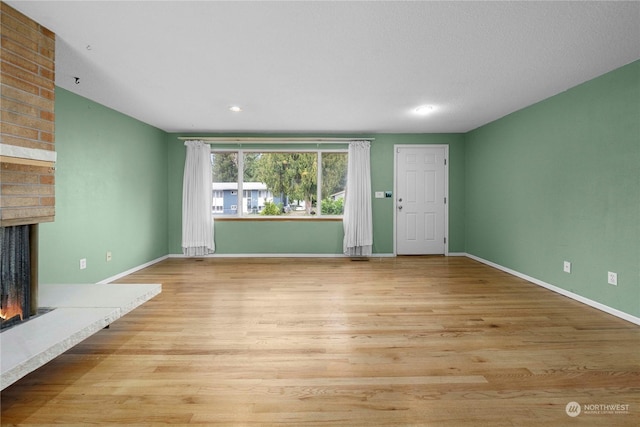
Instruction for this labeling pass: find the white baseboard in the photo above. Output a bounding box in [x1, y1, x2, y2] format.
[465, 253, 640, 326]
[98, 255, 169, 285]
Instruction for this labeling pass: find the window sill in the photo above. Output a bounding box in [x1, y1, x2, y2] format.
[214, 216, 343, 222]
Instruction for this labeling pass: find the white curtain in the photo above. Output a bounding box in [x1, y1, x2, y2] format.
[182, 140, 214, 256]
[343, 140, 373, 256]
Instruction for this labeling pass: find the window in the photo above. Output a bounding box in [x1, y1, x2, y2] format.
[211, 152, 239, 215]
[211, 149, 347, 217]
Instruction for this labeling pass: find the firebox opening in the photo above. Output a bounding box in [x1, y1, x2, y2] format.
[1, 225, 36, 331]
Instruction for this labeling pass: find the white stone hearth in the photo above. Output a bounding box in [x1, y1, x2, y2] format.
[1, 283, 161, 390]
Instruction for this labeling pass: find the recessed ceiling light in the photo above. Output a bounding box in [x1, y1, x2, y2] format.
[414, 105, 435, 115]
[229, 105, 242, 113]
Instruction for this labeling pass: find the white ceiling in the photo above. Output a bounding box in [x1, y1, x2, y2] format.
[7, 1, 640, 134]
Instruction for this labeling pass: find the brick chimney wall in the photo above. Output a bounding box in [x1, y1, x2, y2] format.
[1, 2, 55, 227]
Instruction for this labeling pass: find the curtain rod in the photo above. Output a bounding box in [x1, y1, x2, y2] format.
[177, 137, 374, 144]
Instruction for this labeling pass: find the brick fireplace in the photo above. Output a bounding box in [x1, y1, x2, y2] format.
[1, 3, 56, 327]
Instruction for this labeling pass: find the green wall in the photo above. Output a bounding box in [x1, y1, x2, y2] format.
[39, 88, 168, 284]
[166, 133, 466, 255]
[465, 60, 640, 317]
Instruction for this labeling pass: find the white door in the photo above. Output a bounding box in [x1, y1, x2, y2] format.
[395, 145, 447, 255]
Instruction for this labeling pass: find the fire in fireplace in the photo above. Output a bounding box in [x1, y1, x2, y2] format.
[0, 225, 34, 330]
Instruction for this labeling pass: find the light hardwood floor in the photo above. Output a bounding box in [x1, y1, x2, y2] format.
[1, 256, 638, 426]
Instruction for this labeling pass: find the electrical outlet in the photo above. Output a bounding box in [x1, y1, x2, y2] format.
[563, 261, 571, 273]
[607, 271, 618, 286]
[106, 251, 112, 262]
[80, 258, 87, 270]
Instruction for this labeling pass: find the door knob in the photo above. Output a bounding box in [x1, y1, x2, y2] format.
[398, 205, 403, 210]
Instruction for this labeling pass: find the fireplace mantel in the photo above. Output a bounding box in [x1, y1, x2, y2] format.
[0, 283, 161, 390]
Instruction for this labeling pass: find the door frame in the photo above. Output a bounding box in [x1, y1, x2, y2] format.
[393, 144, 449, 256]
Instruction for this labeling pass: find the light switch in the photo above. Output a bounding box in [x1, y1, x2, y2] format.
[375, 191, 384, 199]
